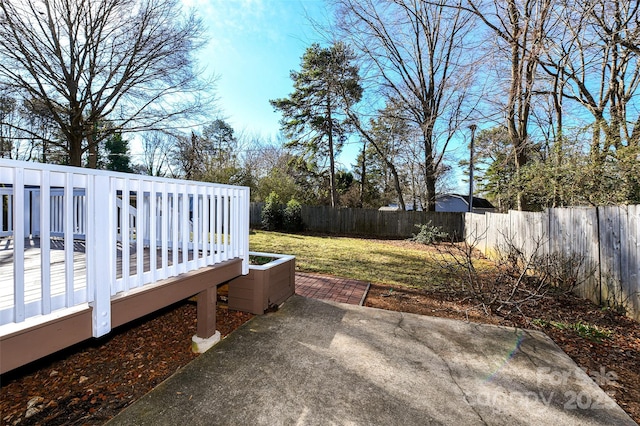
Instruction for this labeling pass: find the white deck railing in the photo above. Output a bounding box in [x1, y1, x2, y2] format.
[0, 159, 250, 337]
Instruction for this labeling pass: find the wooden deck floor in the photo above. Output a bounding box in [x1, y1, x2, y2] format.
[0, 238, 88, 312]
[0, 237, 197, 313]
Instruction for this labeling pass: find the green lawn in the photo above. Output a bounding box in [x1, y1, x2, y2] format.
[249, 230, 460, 289]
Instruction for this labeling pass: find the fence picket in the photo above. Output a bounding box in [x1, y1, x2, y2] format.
[464, 206, 640, 321]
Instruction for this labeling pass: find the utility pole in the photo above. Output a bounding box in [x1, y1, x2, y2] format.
[468, 124, 477, 213]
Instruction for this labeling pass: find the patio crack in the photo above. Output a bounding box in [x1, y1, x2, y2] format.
[440, 356, 489, 426]
[509, 328, 540, 368]
[392, 313, 489, 426]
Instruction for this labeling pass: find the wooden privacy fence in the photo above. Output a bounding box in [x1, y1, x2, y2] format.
[250, 203, 465, 239]
[465, 206, 640, 321]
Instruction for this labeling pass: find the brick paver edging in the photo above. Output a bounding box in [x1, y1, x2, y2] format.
[295, 272, 370, 306]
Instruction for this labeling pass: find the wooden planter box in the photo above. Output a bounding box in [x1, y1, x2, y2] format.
[227, 252, 296, 315]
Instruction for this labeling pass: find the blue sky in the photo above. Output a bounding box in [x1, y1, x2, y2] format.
[181, 0, 467, 189]
[185, 0, 330, 136]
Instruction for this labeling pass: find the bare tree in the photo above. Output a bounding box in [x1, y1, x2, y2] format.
[335, 0, 476, 211]
[466, 0, 556, 211]
[0, 0, 213, 167]
[139, 132, 173, 177]
[0, 91, 20, 159]
[544, 0, 640, 155]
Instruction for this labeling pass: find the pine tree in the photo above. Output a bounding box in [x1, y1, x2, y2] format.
[104, 133, 132, 173]
[270, 42, 362, 207]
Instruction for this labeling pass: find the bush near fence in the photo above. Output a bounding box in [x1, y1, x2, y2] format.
[250, 203, 464, 240]
[465, 205, 640, 321]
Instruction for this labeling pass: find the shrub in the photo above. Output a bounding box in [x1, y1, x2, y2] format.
[261, 192, 283, 231]
[409, 222, 448, 245]
[283, 199, 304, 232]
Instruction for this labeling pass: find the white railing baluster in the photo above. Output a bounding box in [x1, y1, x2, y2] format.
[8, 191, 13, 235]
[180, 186, 188, 274]
[134, 179, 144, 288]
[233, 189, 240, 260]
[75, 192, 85, 238]
[161, 185, 169, 279]
[112, 183, 121, 295]
[216, 188, 222, 263]
[121, 179, 130, 292]
[207, 191, 215, 265]
[73, 193, 79, 235]
[191, 192, 199, 269]
[40, 170, 51, 315]
[150, 183, 157, 283]
[64, 173, 74, 307]
[32, 190, 39, 237]
[13, 167, 25, 323]
[171, 186, 179, 276]
[224, 189, 230, 260]
[199, 189, 208, 268]
[24, 189, 32, 238]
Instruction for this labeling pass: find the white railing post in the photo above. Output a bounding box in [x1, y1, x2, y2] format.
[88, 174, 112, 337]
[242, 187, 249, 274]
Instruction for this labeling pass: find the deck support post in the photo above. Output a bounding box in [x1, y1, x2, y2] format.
[192, 286, 220, 353]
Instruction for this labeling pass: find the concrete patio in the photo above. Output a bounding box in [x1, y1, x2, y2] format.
[107, 295, 635, 425]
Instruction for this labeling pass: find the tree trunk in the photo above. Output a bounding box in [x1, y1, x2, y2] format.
[359, 140, 366, 208]
[424, 169, 436, 212]
[423, 128, 437, 212]
[68, 133, 83, 167]
[389, 162, 406, 211]
[327, 102, 338, 208]
[87, 133, 98, 169]
[514, 148, 528, 211]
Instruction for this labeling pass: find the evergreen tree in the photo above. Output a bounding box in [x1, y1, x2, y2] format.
[270, 42, 362, 207]
[104, 132, 132, 173]
[201, 119, 242, 184]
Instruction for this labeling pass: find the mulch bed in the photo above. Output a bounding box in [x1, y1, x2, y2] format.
[0, 302, 253, 425]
